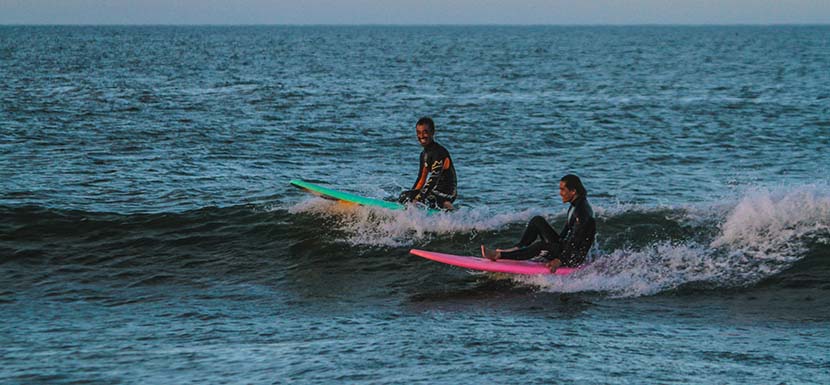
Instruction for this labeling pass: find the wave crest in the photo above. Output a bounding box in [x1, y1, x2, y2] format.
[532, 185, 830, 297]
[287, 184, 830, 297]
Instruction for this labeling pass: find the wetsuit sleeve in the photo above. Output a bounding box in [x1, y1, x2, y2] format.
[411, 151, 429, 190]
[559, 221, 571, 242]
[559, 207, 596, 266]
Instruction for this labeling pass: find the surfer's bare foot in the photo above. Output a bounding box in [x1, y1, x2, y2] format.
[481, 245, 499, 261]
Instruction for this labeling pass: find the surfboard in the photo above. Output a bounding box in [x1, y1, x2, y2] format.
[290, 179, 440, 214]
[409, 249, 581, 275]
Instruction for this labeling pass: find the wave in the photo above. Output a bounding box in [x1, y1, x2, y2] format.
[286, 196, 554, 247]
[2, 184, 828, 300]
[528, 185, 830, 297]
[287, 184, 830, 297]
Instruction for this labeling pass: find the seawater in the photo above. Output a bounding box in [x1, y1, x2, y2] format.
[1, 26, 829, 384]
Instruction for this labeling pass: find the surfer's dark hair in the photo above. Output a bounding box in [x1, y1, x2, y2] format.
[416, 117, 435, 133]
[560, 174, 587, 196]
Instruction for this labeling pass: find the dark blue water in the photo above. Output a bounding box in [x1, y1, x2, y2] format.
[2, 25, 830, 383]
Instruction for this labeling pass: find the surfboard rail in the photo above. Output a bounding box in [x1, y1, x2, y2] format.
[290, 179, 441, 214]
[409, 248, 581, 275]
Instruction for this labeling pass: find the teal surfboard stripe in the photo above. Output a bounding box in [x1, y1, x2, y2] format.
[290, 179, 439, 213]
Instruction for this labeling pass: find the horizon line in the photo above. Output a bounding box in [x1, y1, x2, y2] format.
[2, 22, 829, 27]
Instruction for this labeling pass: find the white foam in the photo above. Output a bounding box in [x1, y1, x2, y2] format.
[288, 196, 557, 247]
[287, 184, 830, 297]
[529, 184, 830, 297]
[711, 185, 830, 259]
[524, 242, 733, 297]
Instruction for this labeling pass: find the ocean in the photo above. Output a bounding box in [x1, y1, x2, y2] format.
[1, 25, 829, 383]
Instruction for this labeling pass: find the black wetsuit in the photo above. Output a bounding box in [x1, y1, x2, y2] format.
[500, 195, 596, 267]
[399, 141, 457, 209]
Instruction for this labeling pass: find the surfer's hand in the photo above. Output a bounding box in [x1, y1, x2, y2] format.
[398, 190, 417, 204]
[546, 258, 561, 273]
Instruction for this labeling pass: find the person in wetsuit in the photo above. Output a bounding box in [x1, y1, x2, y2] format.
[481, 174, 596, 272]
[398, 117, 457, 210]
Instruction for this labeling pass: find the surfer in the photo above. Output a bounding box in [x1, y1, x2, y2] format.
[480, 174, 596, 272]
[398, 117, 457, 210]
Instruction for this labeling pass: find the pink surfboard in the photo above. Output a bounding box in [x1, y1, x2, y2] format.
[409, 249, 581, 275]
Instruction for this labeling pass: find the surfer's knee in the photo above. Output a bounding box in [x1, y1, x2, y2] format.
[529, 216, 547, 226]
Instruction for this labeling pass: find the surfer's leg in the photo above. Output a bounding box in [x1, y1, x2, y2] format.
[430, 194, 454, 210]
[481, 245, 499, 260]
[430, 190, 455, 211]
[500, 241, 546, 260]
[515, 216, 559, 247]
[484, 217, 557, 261]
[546, 242, 563, 262]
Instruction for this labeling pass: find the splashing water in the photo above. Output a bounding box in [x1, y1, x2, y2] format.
[288, 184, 830, 297]
[288, 196, 561, 247]
[531, 185, 830, 297]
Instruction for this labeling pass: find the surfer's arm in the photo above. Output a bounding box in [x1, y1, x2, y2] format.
[559, 211, 595, 265]
[399, 153, 428, 203]
[410, 152, 428, 190]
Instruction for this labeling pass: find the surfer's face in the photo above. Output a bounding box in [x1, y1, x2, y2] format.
[416, 124, 434, 147]
[559, 181, 577, 203]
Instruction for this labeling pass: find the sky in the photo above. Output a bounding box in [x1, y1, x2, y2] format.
[1, 0, 829, 25]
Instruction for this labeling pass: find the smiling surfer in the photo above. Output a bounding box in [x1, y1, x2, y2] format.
[398, 117, 457, 210]
[481, 174, 596, 273]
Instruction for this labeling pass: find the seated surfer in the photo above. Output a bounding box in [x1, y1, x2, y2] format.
[481, 174, 596, 272]
[398, 117, 457, 210]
